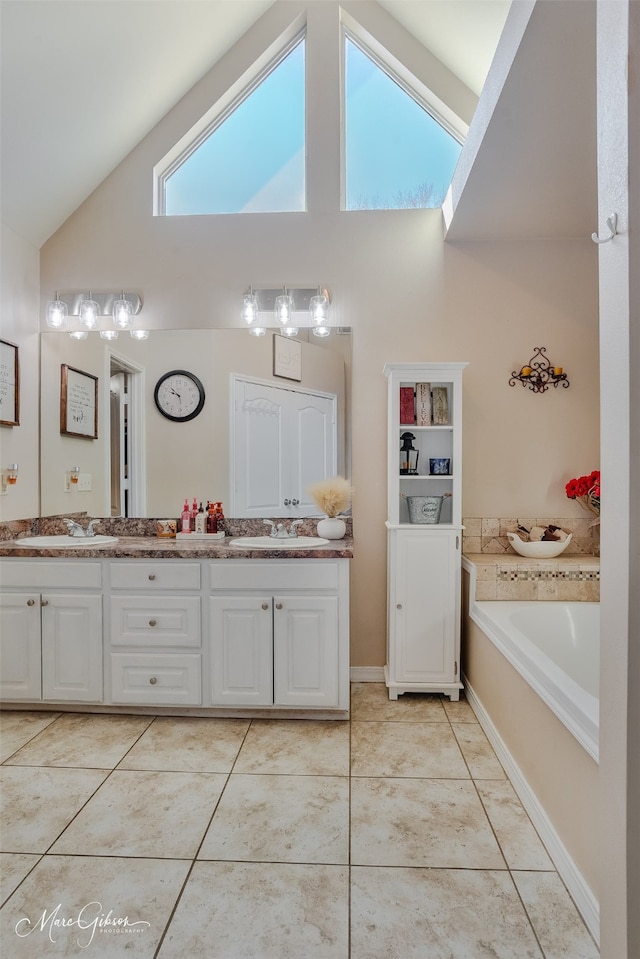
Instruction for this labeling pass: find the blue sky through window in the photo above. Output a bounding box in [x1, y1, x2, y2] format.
[164, 38, 305, 215]
[345, 37, 462, 210]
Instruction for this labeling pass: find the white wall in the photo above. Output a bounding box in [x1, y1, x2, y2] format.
[0, 223, 40, 522]
[38, 1, 599, 667]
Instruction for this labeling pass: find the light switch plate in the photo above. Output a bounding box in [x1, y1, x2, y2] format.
[77, 473, 92, 491]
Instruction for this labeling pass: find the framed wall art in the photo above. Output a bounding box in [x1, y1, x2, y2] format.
[0, 339, 19, 427]
[273, 334, 302, 381]
[60, 364, 98, 439]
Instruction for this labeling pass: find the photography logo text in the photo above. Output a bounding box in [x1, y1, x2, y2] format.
[15, 902, 150, 948]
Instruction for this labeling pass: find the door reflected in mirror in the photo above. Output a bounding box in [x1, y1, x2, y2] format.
[40, 329, 351, 519]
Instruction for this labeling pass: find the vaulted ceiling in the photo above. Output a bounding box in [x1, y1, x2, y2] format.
[0, 0, 510, 248]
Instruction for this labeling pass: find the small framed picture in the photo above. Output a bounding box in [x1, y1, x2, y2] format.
[431, 386, 449, 426]
[0, 339, 19, 427]
[60, 364, 98, 439]
[273, 334, 302, 381]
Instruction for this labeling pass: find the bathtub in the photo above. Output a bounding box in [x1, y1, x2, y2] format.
[470, 601, 599, 762]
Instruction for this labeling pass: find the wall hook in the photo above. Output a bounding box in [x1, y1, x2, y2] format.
[591, 212, 618, 244]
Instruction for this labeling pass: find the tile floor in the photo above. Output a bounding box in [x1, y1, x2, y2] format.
[0, 684, 599, 958]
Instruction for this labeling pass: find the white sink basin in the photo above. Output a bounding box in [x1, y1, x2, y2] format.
[229, 536, 330, 549]
[14, 535, 118, 548]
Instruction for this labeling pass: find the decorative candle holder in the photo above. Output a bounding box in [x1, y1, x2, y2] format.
[509, 346, 569, 394]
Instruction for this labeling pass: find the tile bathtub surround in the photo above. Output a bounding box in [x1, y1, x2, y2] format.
[0, 688, 599, 959]
[465, 553, 600, 601]
[462, 516, 600, 556]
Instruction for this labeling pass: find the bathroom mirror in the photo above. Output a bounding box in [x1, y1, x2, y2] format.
[39, 328, 351, 519]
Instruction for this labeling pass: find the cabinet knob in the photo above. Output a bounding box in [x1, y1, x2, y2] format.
[275, 602, 283, 610]
[148, 619, 157, 627]
[396, 603, 402, 610]
[149, 676, 158, 685]
[148, 574, 156, 581]
[27, 598, 36, 606]
[41, 599, 49, 607]
[262, 603, 269, 610]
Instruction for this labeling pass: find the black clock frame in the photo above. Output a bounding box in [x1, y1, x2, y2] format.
[153, 369, 206, 422]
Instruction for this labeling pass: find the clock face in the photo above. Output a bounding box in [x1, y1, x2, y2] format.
[154, 370, 205, 422]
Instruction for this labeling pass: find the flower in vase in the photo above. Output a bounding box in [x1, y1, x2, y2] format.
[565, 469, 600, 516]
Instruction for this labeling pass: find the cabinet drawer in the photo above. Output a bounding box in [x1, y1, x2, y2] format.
[109, 562, 200, 590]
[0, 561, 102, 589]
[110, 596, 201, 647]
[209, 561, 338, 591]
[110, 653, 201, 704]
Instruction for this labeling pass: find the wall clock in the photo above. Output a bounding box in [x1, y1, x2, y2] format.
[154, 370, 205, 422]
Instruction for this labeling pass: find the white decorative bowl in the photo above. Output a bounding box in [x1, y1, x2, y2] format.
[506, 532, 572, 558]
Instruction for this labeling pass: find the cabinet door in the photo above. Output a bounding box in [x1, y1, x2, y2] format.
[273, 595, 339, 707]
[41, 594, 103, 702]
[389, 530, 458, 684]
[209, 595, 273, 705]
[0, 593, 41, 700]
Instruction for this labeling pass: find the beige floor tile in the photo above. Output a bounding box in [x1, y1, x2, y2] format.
[442, 695, 478, 723]
[351, 721, 468, 778]
[50, 769, 226, 858]
[118, 716, 250, 772]
[451, 722, 506, 779]
[233, 720, 349, 775]
[6, 713, 153, 768]
[476, 781, 554, 870]
[512, 871, 599, 959]
[157, 860, 348, 959]
[198, 773, 348, 864]
[0, 711, 61, 762]
[0, 853, 40, 904]
[0, 855, 190, 958]
[350, 866, 543, 959]
[350, 683, 447, 722]
[351, 777, 505, 868]
[0, 766, 109, 853]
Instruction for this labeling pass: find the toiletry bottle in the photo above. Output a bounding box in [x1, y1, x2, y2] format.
[190, 498, 198, 531]
[215, 501, 225, 520]
[207, 502, 218, 534]
[181, 499, 191, 533]
[195, 503, 206, 534]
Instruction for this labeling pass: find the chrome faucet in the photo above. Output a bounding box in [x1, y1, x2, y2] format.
[288, 520, 304, 538]
[262, 519, 304, 539]
[63, 518, 101, 538]
[263, 519, 277, 538]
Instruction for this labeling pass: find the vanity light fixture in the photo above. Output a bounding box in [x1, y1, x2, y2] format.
[78, 292, 100, 330]
[112, 292, 134, 329]
[242, 288, 259, 326]
[100, 329, 119, 341]
[274, 288, 294, 327]
[248, 326, 267, 337]
[1, 463, 19, 493]
[46, 293, 68, 329]
[69, 330, 89, 340]
[509, 346, 570, 394]
[281, 326, 299, 337]
[130, 329, 149, 340]
[241, 286, 333, 336]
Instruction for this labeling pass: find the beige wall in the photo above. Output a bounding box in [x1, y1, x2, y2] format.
[0, 224, 40, 522]
[36, 1, 599, 667]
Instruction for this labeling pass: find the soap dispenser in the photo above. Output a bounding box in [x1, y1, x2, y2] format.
[181, 499, 191, 533]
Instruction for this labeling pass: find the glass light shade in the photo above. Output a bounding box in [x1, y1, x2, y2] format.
[130, 329, 149, 340]
[46, 297, 68, 329]
[79, 297, 99, 329]
[113, 296, 134, 329]
[312, 324, 331, 337]
[274, 293, 294, 326]
[242, 292, 259, 326]
[69, 330, 89, 340]
[248, 326, 266, 337]
[281, 326, 299, 337]
[100, 329, 119, 340]
[310, 293, 329, 324]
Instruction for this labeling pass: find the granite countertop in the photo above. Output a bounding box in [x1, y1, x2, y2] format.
[0, 535, 354, 560]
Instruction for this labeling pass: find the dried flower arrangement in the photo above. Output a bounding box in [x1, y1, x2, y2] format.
[307, 476, 353, 517]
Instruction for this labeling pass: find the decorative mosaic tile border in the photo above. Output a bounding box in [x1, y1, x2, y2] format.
[470, 560, 600, 602]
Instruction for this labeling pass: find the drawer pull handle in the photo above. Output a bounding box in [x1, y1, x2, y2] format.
[148, 574, 156, 581]
[149, 619, 157, 627]
[41, 599, 49, 607]
[261, 603, 269, 611]
[275, 602, 283, 610]
[396, 603, 402, 610]
[149, 676, 158, 685]
[27, 598, 36, 607]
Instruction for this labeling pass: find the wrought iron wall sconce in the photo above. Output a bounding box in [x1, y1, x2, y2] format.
[509, 346, 569, 394]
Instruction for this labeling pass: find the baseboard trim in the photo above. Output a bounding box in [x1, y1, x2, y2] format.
[350, 666, 385, 682]
[463, 674, 600, 946]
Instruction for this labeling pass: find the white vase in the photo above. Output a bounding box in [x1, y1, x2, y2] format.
[317, 517, 346, 540]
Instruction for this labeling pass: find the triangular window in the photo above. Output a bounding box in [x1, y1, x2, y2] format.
[344, 35, 462, 210]
[161, 34, 305, 215]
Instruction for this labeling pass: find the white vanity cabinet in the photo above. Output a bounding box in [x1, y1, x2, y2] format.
[0, 561, 103, 703]
[107, 562, 202, 706]
[383, 363, 467, 701]
[208, 561, 348, 711]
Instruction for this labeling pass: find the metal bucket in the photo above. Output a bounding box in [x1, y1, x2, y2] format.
[406, 495, 443, 524]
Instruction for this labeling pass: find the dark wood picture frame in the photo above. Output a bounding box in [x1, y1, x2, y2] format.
[0, 339, 19, 427]
[60, 364, 98, 439]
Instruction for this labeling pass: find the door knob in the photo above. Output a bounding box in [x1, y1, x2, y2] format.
[41, 599, 49, 607]
[262, 603, 269, 610]
[275, 602, 283, 610]
[27, 598, 35, 606]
